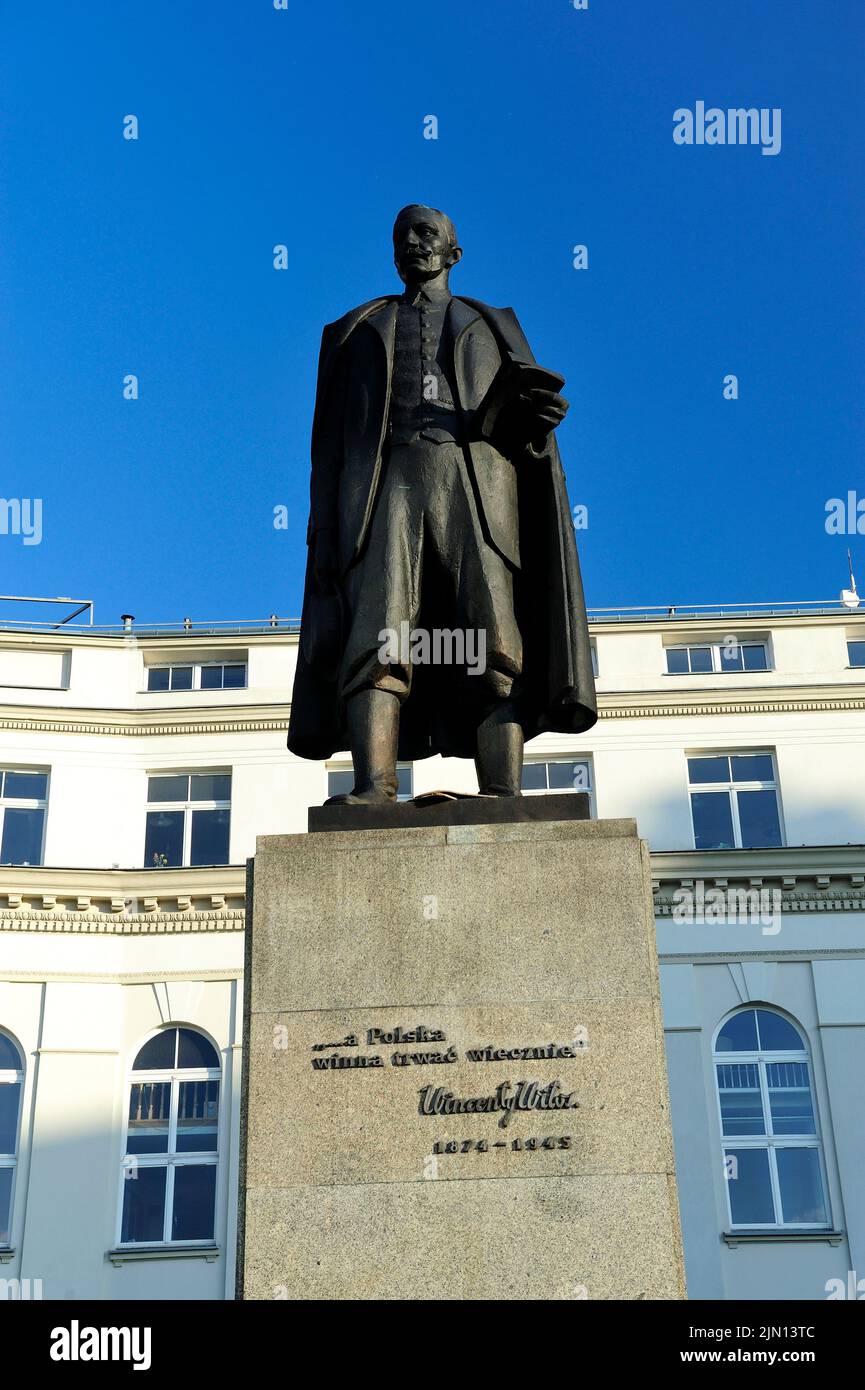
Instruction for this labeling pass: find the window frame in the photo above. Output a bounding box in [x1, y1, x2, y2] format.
[146, 661, 248, 693]
[713, 1009, 830, 1232]
[117, 1027, 222, 1250]
[0, 1031, 24, 1249]
[846, 639, 865, 669]
[144, 771, 232, 868]
[0, 767, 49, 867]
[521, 757, 594, 813]
[665, 639, 771, 675]
[687, 750, 784, 850]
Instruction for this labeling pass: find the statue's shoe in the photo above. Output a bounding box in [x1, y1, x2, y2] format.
[324, 789, 397, 807]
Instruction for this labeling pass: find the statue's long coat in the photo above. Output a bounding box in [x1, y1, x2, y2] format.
[287, 294, 597, 761]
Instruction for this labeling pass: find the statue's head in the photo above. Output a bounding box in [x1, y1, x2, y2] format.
[393, 204, 462, 286]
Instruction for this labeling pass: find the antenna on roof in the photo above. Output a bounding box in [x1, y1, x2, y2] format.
[841, 548, 860, 609]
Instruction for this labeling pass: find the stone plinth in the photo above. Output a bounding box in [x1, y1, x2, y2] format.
[237, 813, 685, 1300]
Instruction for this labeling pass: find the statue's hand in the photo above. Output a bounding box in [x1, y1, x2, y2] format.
[520, 386, 569, 437]
[313, 529, 338, 589]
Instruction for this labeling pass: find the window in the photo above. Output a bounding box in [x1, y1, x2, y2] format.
[847, 640, 865, 669]
[144, 773, 231, 867]
[521, 759, 592, 802]
[687, 753, 782, 850]
[714, 1008, 828, 1229]
[120, 1027, 220, 1246]
[327, 765, 414, 802]
[666, 640, 769, 674]
[0, 769, 48, 866]
[147, 666, 193, 692]
[147, 662, 247, 692]
[198, 663, 246, 690]
[0, 1032, 24, 1246]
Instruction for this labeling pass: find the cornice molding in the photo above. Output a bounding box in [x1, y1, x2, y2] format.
[652, 845, 865, 880]
[599, 686, 865, 719]
[652, 844, 865, 915]
[0, 909, 246, 934]
[659, 949, 865, 964]
[0, 704, 289, 737]
[655, 890, 865, 915]
[1, 610, 857, 651]
[1, 846, 862, 934]
[1, 683, 864, 737]
[0, 865, 248, 933]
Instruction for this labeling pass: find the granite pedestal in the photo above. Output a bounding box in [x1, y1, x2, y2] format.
[237, 809, 686, 1300]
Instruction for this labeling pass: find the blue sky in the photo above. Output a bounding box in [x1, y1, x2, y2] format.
[1, 0, 863, 625]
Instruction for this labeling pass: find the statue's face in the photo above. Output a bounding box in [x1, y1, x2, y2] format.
[393, 209, 459, 284]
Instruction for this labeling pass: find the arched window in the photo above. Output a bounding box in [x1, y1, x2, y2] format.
[120, 1027, 220, 1246]
[714, 1007, 828, 1229]
[0, 1031, 24, 1247]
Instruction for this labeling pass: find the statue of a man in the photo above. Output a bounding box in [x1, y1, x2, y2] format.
[288, 205, 597, 803]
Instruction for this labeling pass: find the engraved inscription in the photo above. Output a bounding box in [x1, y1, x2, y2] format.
[418, 1078, 579, 1128]
[307, 1023, 585, 1149]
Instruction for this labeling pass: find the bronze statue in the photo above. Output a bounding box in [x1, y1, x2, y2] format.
[288, 205, 597, 804]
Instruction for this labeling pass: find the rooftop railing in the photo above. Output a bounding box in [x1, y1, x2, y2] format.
[586, 600, 857, 623]
[0, 595, 858, 636]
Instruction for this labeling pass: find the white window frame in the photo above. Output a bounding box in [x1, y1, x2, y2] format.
[847, 639, 865, 669]
[326, 763, 414, 802]
[146, 661, 248, 692]
[0, 1031, 24, 1248]
[0, 768, 49, 867]
[665, 639, 771, 675]
[687, 751, 784, 850]
[144, 772, 232, 868]
[713, 1010, 830, 1231]
[521, 757, 594, 813]
[117, 1030, 221, 1249]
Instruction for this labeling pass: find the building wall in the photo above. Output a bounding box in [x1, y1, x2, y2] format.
[1, 612, 863, 1300]
[658, 945, 862, 1301]
[0, 929, 243, 1301]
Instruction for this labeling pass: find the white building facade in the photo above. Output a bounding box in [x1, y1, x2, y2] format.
[0, 605, 863, 1301]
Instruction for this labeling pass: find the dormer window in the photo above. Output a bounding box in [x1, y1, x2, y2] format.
[147, 662, 247, 692]
[666, 640, 769, 675]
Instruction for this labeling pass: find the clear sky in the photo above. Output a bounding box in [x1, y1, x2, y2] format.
[2, 0, 863, 625]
